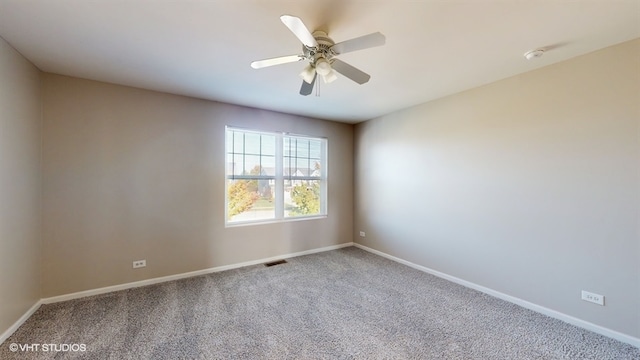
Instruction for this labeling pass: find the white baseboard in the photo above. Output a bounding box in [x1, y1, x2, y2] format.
[42, 242, 354, 304]
[353, 243, 640, 349]
[1, 242, 353, 344]
[9, 242, 636, 349]
[0, 300, 42, 345]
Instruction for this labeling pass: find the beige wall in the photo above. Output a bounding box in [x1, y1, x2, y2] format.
[354, 39, 640, 338]
[41, 74, 353, 297]
[0, 37, 42, 335]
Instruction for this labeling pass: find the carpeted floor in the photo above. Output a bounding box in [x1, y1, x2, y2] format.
[1, 247, 638, 359]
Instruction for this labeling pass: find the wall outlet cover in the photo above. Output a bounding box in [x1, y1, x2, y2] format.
[581, 290, 604, 306]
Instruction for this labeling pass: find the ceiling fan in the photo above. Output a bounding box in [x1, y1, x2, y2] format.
[251, 15, 385, 96]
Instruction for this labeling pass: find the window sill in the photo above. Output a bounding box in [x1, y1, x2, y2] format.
[225, 215, 328, 228]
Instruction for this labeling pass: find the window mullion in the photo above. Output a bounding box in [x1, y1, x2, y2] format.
[242, 132, 246, 176]
[275, 134, 284, 219]
[321, 139, 327, 215]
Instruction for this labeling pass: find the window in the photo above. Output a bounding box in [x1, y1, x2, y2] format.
[226, 127, 327, 225]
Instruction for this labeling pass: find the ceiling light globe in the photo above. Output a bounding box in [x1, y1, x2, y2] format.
[323, 70, 338, 84]
[299, 65, 315, 84]
[315, 58, 331, 76]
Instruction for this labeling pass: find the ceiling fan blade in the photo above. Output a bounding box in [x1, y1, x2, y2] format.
[330, 59, 371, 84]
[251, 54, 304, 69]
[300, 73, 317, 96]
[280, 15, 318, 48]
[331, 32, 386, 55]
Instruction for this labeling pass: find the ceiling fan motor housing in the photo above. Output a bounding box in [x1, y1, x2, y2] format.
[303, 31, 336, 65]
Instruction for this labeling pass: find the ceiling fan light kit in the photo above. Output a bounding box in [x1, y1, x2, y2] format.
[322, 68, 338, 84]
[251, 15, 385, 95]
[299, 64, 316, 84]
[315, 57, 331, 76]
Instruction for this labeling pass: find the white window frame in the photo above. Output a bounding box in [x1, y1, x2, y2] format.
[225, 126, 327, 226]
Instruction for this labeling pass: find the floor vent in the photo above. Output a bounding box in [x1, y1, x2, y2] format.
[264, 259, 287, 267]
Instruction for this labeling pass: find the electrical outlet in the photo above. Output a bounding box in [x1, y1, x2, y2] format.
[359, 231, 366, 237]
[581, 290, 604, 306]
[133, 260, 146, 269]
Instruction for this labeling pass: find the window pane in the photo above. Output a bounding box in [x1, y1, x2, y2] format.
[261, 155, 275, 175]
[261, 135, 276, 155]
[283, 137, 293, 156]
[283, 136, 324, 178]
[227, 154, 236, 176]
[296, 139, 309, 157]
[309, 140, 321, 158]
[233, 131, 244, 153]
[296, 158, 310, 174]
[227, 179, 276, 223]
[244, 133, 261, 154]
[231, 153, 244, 176]
[284, 179, 321, 217]
[244, 155, 261, 175]
[226, 131, 234, 153]
[310, 160, 321, 177]
[283, 159, 322, 177]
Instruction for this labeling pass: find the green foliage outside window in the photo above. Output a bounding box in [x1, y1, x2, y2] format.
[290, 182, 320, 215]
[227, 180, 259, 218]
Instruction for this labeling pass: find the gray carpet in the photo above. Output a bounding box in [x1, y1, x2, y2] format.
[1, 247, 638, 359]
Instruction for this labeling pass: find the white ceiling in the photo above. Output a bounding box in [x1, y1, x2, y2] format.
[0, 1, 638, 123]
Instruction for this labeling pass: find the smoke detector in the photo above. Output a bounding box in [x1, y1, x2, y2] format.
[524, 49, 545, 60]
